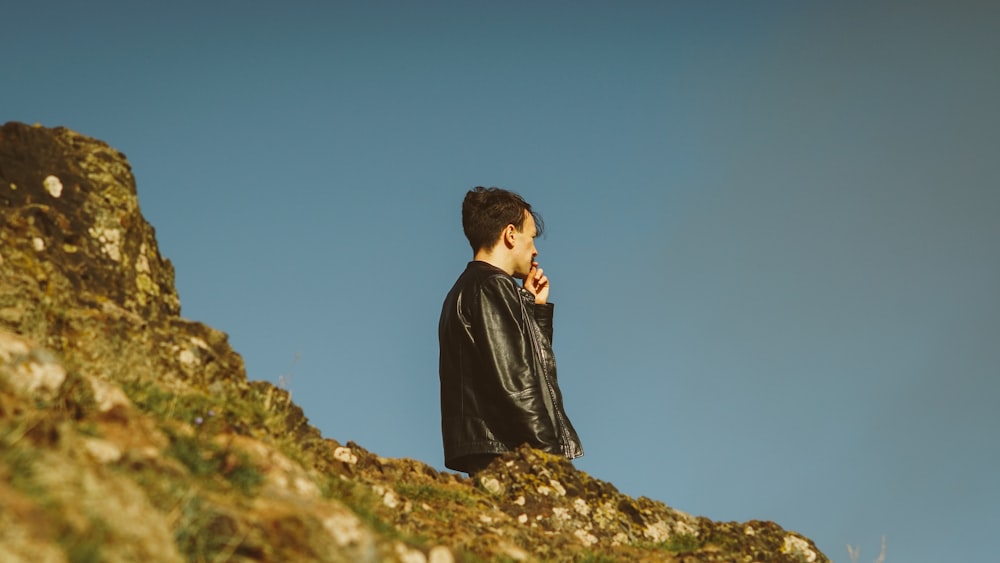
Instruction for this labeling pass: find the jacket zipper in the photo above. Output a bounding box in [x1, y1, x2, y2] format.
[519, 291, 573, 457]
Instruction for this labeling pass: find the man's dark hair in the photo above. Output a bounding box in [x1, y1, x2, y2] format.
[462, 186, 544, 252]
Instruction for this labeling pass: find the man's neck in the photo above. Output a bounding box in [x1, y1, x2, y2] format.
[473, 250, 513, 276]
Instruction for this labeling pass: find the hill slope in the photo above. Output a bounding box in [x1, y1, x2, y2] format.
[0, 121, 829, 562]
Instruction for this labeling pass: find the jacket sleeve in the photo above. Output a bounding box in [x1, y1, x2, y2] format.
[473, 275, 559, 450]
[533, 302, 554, 345]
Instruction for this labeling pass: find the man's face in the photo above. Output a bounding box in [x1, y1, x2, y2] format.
[511, 212, 538, 280]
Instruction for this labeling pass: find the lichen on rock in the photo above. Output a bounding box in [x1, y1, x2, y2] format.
[1, 121, 180, 325]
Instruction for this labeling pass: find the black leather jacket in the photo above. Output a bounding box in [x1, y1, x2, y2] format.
[438, 261, 583, 473]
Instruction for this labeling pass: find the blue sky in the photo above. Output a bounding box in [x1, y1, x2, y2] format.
[6, 1, 999, 561]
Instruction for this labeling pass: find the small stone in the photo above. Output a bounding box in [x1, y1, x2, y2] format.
[291, 476, 320, 497]
[781, 536, 817, 563]
[43, 175, 63, 197]
[480, 476, 502, 495]
[333, 446, 358, 464]
[574, 529, 598, 547]
[89, 227, 122, 262]
[643, 520, 671, 543]
[548, 479, 566, 496]
[674, 519, 699, 536]
[383, 490, 400, 509]
[32, 237, 45, 251]
[136, 252, 150, 273]
[427, 546, 454, 563]
[84, 438, 122, 463]
[322, 510, 364, 546]
[88, 376, 131, 413]
[178, 349, 197, 366]
[394, 542, 426, 563]
[3, 346, 67, 399]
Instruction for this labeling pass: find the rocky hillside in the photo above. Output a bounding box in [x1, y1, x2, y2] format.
[0, 121, 830, 562]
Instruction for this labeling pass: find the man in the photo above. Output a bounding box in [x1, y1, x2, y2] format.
[438, 186, 583, 475]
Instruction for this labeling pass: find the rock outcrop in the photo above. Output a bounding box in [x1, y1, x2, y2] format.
[0, 121, 829, 562]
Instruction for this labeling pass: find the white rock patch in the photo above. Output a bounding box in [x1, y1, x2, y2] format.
[2, 345, 66, 399]
[43, 175, 63, 197]
[642, 520, 671, 543]
[136, 252, 150, 273]
[574, 529, 598, 547]
[480, 476, 502, 495]
[88, 376, 132, 413]
[178, 349, 197, 366]
[782, 535, 817, 562]
[89, 227, 122, 262]
[427, 546, 454, 563]
[333, 446, 358, 464]
[322, 510, 364, 546]
[84, 438, 123, 464]
[548, 479, 566, 496]
[394, 542, 426, 563]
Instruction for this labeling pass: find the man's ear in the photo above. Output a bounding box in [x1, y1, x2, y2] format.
[502, 224, 516, 248]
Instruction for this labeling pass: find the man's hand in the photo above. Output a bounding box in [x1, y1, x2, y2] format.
[523, 262, 550, 304]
